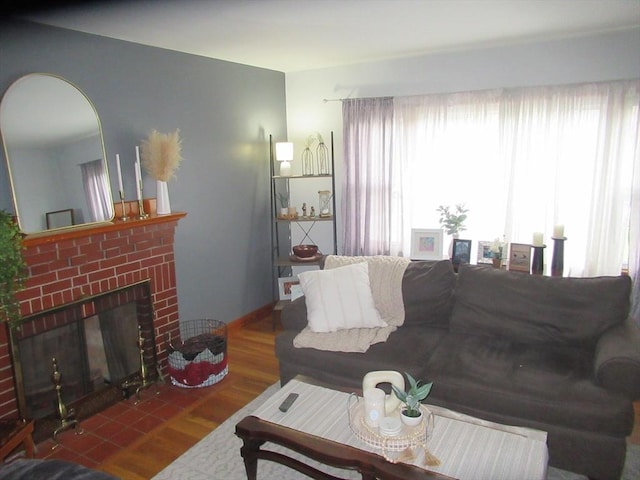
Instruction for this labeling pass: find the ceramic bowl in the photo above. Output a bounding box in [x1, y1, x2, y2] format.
[292, 244, 318, 258]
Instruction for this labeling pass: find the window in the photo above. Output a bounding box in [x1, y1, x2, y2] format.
[343, 81, 640, 276]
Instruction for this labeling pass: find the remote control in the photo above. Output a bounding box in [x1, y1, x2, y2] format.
[278, 393, 299, 412]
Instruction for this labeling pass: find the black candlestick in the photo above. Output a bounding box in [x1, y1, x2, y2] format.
[551, 237, 567, 277]
[532, 245, 545, 275]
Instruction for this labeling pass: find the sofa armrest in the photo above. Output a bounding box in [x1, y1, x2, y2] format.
[594, 319, 640, 399]
[280, 297, 308, 332]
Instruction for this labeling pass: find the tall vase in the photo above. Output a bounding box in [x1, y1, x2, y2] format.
[156, 180, 171, 215]
[448, 234, 459, 259]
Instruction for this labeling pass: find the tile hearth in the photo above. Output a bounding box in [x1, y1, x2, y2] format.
[25, 382, 207, 469]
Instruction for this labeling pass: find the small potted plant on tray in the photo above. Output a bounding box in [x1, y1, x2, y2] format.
[391, 372, 433, 426]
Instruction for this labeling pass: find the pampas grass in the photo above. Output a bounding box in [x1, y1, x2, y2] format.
[141, 129, 183, 181]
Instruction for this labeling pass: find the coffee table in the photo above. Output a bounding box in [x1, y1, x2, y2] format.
[235, 378, 548, 480]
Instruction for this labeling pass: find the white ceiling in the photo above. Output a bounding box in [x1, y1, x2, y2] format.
[22, 0, 640, 73]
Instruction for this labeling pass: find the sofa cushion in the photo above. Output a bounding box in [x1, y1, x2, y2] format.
[275, 326, 448, 389]
[424, 333, 633, 437]
[298, 262, 386, 333]
[402, 259, 456, 327]
[450, 264, 631, 347]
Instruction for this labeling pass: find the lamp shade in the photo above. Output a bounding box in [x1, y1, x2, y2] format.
[275, 142, 294, 162]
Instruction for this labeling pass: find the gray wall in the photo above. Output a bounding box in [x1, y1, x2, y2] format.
[286, 27, 640, 254]
[0, 19, 287, 322]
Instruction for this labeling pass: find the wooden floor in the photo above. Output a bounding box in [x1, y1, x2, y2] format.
[97, 315, 280, 479]
[94, 314, 640, 479]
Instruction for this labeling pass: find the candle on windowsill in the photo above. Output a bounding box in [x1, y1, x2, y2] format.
[553, 224, 564, 238]
[532, 232, 543, 247]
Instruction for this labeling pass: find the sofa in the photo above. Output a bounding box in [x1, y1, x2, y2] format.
[275, 259, 640, 480]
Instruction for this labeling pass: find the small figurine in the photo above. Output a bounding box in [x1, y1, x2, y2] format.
[302, 202, 307, 217]
[310, 206, 316, 217]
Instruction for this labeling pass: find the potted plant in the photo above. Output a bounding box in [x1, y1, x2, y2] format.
[437, 203, 469, 237]
[0, 210, 27, 328]
[490, 237, 505, 268]
[277, 192, 289, 217]
[391, 372, 433, 426]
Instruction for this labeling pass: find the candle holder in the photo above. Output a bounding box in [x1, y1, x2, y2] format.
[137, 199, 148, 219]
[531, 245, 545, 275]
[551, 237, 567, 277]
[118, 191, 129, 221]
[137, 180, 148, 220]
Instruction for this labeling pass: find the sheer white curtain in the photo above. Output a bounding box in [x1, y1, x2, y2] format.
[342, 80, 640, 277]
[342, 97, 403, 255]
[81, 159, 112, 222]
[394, 90, 506, 255]
[630, 115, 640, 326]
[500, 82, 640, 276]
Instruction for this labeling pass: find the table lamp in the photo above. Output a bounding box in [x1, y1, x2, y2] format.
[276, 142, 293, 176]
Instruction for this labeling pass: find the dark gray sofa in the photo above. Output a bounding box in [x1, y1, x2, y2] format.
[275, 260, 640, 480]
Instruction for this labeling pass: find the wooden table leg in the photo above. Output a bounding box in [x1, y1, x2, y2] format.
[0, 419, 35, 461]
[240, 437, 266, 480]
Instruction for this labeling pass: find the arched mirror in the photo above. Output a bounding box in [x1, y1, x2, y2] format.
[0, 73, 114, 234]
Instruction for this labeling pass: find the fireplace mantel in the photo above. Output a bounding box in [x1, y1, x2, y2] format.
[22, 212, 187, 247]
[0, 212, 186, 421]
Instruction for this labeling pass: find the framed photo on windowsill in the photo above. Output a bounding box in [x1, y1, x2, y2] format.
[508, 243, 531, 273]
[410, 228, 443, 260]
[477, 240, 493, 264]
[452, 239, 472, 267]
[278, 276, 300, 301]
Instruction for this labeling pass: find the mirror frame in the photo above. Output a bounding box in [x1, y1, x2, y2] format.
[0, 73, 114, 235]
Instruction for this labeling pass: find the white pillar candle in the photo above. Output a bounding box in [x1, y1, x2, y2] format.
[553, 224, 564, 238]
[363, 387, 385, 428]
[532, 232, 543, 247]
[134, 161, 142, 201]
[115, 154, 124, 194]
[135, 146, 143, 201]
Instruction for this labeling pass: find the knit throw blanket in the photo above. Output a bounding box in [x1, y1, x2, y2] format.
[293, 255, 410, 353]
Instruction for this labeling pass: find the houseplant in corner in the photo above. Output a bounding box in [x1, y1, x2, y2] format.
[0, 210, 27, 328]
[391, 372, 433, 426]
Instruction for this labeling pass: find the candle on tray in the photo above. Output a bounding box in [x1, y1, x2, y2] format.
[115, 154, 124, 194]
[532, 232, 543, 247]
[553, 224, 564, 238]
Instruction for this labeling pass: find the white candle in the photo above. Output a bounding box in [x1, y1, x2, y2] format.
[532, 232, 543, 247]
[115, 154, 124, 194]
[134, 161, 142, 201]
[553, 224, 564, 238]
[135, 145, 141, 166]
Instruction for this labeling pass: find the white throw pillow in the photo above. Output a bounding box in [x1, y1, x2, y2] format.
[298, 262, 386, 332]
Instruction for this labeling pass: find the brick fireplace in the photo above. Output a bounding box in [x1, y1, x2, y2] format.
[0, 211, 186, 421]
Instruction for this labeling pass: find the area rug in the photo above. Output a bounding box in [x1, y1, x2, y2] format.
[152, 382, 639, 480]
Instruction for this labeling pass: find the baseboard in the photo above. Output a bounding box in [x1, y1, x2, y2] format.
[227, 302, 275, 334]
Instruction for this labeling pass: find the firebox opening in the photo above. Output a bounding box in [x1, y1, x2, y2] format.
[9, 281, 156, 441]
